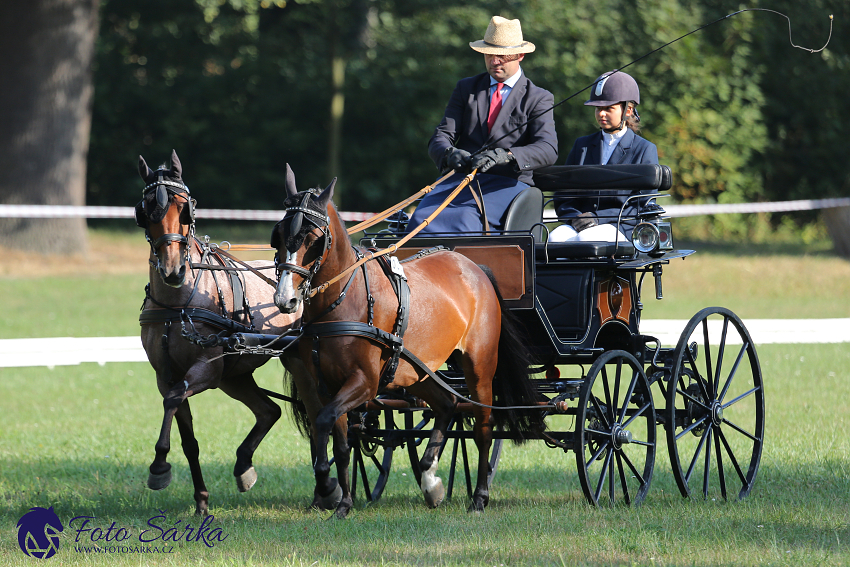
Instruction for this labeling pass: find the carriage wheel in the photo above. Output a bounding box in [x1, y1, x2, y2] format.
[404, 410, 503, 500]
[665, 307, 764, 500]
[348, 408, 395, 503]
[575, 350, 656, 507]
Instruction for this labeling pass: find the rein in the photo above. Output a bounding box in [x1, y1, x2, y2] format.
[297, 169, 479, 299]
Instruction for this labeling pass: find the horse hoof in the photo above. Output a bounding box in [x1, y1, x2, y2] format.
[319, 480, 343, 510]
[147, 470, 172, 491]
[467, 501, 486, 513]
[422, 478, 445, 509]
[235, 466, 258, 492]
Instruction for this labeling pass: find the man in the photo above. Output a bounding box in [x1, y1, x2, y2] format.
[408, 15, 558, 234]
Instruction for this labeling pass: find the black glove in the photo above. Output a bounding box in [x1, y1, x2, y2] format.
[469, 148, 514, 173]
[445, 148, 472, 173]
[570, 212, 598, 232]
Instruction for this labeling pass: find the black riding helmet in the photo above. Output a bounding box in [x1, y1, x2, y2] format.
[585, 70, 641, 132]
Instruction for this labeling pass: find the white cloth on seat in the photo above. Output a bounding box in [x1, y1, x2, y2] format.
[549, 223, 628, 243]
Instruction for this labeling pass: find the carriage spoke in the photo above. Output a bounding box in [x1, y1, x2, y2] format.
[616, 452, 631, 506]
[684, 425, 711, 484]
[592, 448, 613, 503]
[622, 401, 652, 429]
[612, 360, 622, 424]
[722, 386, 760, 412]
[721, 416, 760, 443]
[675, 413, 711, 442]
[676, 386, 711, 412]
[714, 425, 727, 500]
[602, 367, 614, 425]
[619, 450, 647, 486]
[718, 427, 750, 488]
[617, 370, 639, 424]
[608, 453, 615, 504]
[714, 318, 729, 398]
[702, 426, 713, 499]
[719, 342, 748, 403]
[590, 395, 612, 430]
[680, 351, 712, 410]
[586, 440, 611, 468]
[701, 319, 714, 397]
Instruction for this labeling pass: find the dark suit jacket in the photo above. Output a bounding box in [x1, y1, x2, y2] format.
[428, 72, 558, 185]
[556, 129, 659, 237]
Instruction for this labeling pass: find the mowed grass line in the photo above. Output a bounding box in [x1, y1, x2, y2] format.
[1, 343, 848, 566]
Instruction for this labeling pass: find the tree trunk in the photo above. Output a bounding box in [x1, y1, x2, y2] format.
[823, 206, 850, 259]
[0, 0, 99, 254]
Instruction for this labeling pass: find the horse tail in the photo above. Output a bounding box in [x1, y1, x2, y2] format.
[478, 265, 546, 442]
[280, 355, 311, 437]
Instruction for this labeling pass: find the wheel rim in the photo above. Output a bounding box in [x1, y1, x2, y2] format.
[665, 307, 765, 500]
[575, 350, 656, 507]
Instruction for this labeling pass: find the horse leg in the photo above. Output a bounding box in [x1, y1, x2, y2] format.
[148, 381, 189, 491]
[311, 376, 373, 519]
[172, 399, 210, 515]
[218, 373, 282, 493]
[306, 415, 347, 511]
[461, 351, 497, 513]
[407, 381, 456, 509]
[280, 354, 344, 510]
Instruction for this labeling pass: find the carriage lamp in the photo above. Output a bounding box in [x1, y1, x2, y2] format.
[632, 222, 660, 254]
[656, 221, 673, 251]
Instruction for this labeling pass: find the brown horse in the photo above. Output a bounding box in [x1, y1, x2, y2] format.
[271, 166, 543, 518]
[136, 151, 344, 515]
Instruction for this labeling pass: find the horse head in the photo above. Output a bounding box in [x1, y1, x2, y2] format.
[135, 150, 196, 287]
[271, 164, 337, 313]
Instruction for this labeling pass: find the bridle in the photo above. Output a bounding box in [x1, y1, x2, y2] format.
[272, 191, 333, 302]
[135, 167, 197, 272]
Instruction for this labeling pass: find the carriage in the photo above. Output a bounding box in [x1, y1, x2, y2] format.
[221, 163, 764, 509]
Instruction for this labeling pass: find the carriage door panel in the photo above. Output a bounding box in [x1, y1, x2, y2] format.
[535, 266, 592, 342]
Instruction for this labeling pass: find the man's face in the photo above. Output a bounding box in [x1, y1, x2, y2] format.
[484, 53, 524, 82]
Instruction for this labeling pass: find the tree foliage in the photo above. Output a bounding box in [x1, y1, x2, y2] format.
[88, 0, 843, 236]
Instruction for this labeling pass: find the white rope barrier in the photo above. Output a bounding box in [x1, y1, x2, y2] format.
[1, 196, 848, 223]
[0, 204, 374, 222]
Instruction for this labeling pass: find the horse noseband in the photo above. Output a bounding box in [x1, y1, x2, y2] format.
[273, 194, 333, 298]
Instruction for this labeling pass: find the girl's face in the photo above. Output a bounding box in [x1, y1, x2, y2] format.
[595, 103, 630, 131]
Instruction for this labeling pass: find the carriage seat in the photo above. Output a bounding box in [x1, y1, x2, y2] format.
[502, 185, 544, 239]
[535, 241, 635, 261]
[533, 164, 672, 192]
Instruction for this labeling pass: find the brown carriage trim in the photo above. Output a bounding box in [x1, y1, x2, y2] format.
[533, 164, 672, 192]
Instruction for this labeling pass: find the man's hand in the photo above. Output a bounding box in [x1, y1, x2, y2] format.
[570, 212, 598, 232]
[469, 148, 514, 173]
[445, 148, 472, 172]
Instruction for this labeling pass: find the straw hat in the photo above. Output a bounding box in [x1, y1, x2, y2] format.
[469, 16, 536, 55]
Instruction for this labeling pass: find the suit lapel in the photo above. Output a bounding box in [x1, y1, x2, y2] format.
[587, 132, 602, 165]
[475, 75, 491, 139]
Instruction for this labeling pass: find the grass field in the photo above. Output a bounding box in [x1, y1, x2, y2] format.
[1, 229, 849, 565]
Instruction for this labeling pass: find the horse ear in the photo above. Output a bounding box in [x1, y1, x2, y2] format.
[284, 164, 298, 197]
[317, 178, 336, 208]
[170, 150, 182, 179]
[138, 156, 154, 182]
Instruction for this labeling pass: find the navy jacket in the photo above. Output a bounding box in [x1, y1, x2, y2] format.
[428, 72, 558, 186]
[555, 129, 659, 237]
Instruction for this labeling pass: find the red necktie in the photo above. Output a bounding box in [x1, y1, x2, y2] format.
[487, 83, 505, 134]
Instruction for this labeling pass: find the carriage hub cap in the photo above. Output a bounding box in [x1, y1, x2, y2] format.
[611, 424, 633, 449]
[711, 401, 724, 426]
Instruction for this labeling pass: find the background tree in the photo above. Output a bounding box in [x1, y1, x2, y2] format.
[0, 0, 100, 253]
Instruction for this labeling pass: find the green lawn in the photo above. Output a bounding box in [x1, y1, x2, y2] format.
[0, 343, 848, 566]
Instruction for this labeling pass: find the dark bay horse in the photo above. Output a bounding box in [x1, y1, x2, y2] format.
[270, 166, 543, 518]
[136, 151, 343, 515]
